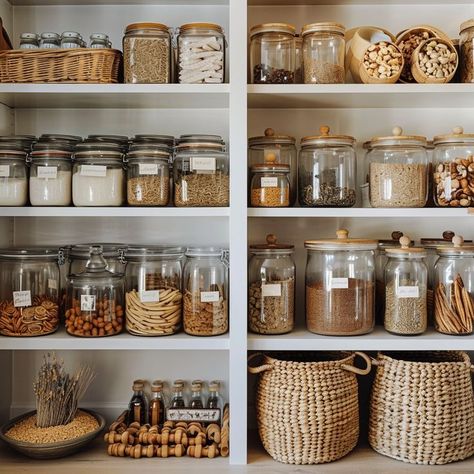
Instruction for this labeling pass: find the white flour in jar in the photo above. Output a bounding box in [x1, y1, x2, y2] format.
[30, 170, 72, 206]
[72, 167, 124, 206]
[0, 178, 28, 206]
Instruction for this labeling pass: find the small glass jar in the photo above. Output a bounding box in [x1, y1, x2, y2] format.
[178, 23, 225, 84]
[295, 34, 303, 83]
[298, 125, 356, 207]
[250, 164, 290, 207]
[28, 150, 72, 206]
[305, 229, 377, 335]
[125, 246, 184, 336]
[65, 245, 124, 337]
[126, 149, 170, 206]
[0, 248, 60, 336]
[20, 33, 39, 49]
[384, 236, 428, 336]
[90, 33, 110, 49]
[183, 247, 228, 336]
[302, 22, 345, 84]
[248, 234, 295, 335]
[248, 128, 297, 205]
[173, 141, 229, 207]
[60, 31, 82, 49]
[123, 23, 171, 84]
[40, 32, 60, 49]
[433, 126, 474, 207]
[368, 126, 428, 208]
[0, 147, 28, 206]
[460, 19, 474, 83]
[250, 23, 295, 84]
[72, 142, 125, 207]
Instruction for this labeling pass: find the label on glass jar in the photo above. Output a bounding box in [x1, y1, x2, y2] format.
[190, 157, 216, 172]
[0, 165, 10, 177]
[200, 291, 220, 303]
[397, 286, 419, 298]
[140, 290, 160, 303]
[81, 294, 96, 311]
[139, 163, 159, 175]
[13, 290, 31, 307]
[262, 284, 281, 297]
[443, 176, 452, 198]
[330, 278, 349, 289]
[48, 279, 58, 290]
[261, 177, 278, 188]
[80, 165, 107, 177]
[37, 166, 58, 179]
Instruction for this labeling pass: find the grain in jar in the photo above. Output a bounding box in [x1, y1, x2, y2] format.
[250, 164, 290, 207]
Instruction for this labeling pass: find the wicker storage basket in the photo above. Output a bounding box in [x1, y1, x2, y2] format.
[369, 351, 474, 465]
[248, 351, 371, 465]
[0, 48, 122, 83]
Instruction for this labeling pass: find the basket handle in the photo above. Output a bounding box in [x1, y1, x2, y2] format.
[341, 351, 372, 375]
[247, 353, 272, 374]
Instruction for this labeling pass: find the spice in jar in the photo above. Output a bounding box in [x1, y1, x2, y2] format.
[250, 164, 290, 207]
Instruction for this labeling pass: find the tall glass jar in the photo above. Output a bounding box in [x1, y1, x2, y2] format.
[302, 22, 345, 84]
[248, 234, 295, 335]
[125, 246, 184, 336]
[384, 236, 428, 336]
[249, 164, 290, 207]
[434, 235, 474, 335]
[460, 19, 474, 83]
[123, 23, 171, 84]
[183, 247, 228, 336]
[433, 126, 474, 207]
[173, 142, 229, 207]
[178, 23, 225, 84]
[305, 229, 377, 335]
[0, 148, 28, 206]
[298, 125, 356, 207]
[368, 126, 428, 208]
[248, 128, 297, 205]
[250, 23, 295, 84]
[0, 248, 60, 336]
[65, 245, 124, 337]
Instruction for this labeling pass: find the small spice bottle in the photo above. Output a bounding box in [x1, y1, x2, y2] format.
[250, 164, 290, 207]
[19, 33, 39, 49]
[60, 32, 82, 49]
[149, 380, 165, 426]
[207, 380, 223, 410]
[459, 19, 474, 83]
[40, 32, 60, 49]
[190, 380, 204, 408]
[171, 380, 186, 408]
[384, 236, 428, 336]
[128, 380, 147, 425]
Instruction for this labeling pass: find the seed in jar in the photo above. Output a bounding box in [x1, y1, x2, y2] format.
[174, 173, 229, 207]
[253, 64, 295, 84]
[250, 187, 289, 207]
[362, 42, 403, 80]
[415, 39, 457, 80]
[397, 30, 432, 82]
[303, 61, 344, 84]
[301, 184, 356, 207]
[127, 175, 170, 206]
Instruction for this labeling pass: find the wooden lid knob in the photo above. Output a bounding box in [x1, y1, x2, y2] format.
[320, 125, 330, 136]
[336, 229, 349, 240]
[391, 230, 403, 240]
[453, 126, 464, 135]
[392, 126, 403, 136]
[399, 235, 411, 249]
[266, 234, 277, 245]
[452, 235, 464, 248]
[443, 230, 455, 240]
[264, 151, 277, 163]
[264, 128, 274, 137]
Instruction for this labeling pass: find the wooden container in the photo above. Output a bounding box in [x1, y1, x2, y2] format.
[358, 42, 404, 84]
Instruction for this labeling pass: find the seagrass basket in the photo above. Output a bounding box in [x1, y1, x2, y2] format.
[0, 48, 122, 83]
[369, 351, 474, 465]
[248, 351, 371, 465]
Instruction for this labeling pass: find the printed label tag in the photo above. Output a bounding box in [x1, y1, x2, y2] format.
[139, 163, 159, 175]
[0, 165, 10, 177]
[37, 166, 58, 179]
[13, 290, 31, 307]
[330, 278, 349, 289]
[200, 291, 220, 303]
[261, 177, 278, 188]
[397, 286, 420, 298]
[80, 165, 107, 177]
[443, 176, 452, 199]
[181, 179, 188, 201]
[190, 157, 216, 172]
[81, 294, 96, 311]
[140, 290, 160, 303]
[48, 279, 58, 290]
[166, 408, 221, 423]
[262, 284, 282, 297]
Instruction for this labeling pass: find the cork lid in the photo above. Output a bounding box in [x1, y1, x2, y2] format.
[250, 23, 295, 37]
[460, 19, 474, 34]
[151, 380, 164, 392]
[385, 236, 426, 256]
[133, 380, 144, 391]
[436, 235, 474, 256]
[250, 234, 294, 253]
[301, 22, 345, 36]
[248, 128, 296, 147]
[173, 379, 185, 388]
[209, 380, 220, 391]
[301, 126, 355, 147]
[370, 126, 427, 148]
[433, 126, 474, 145]
[125, 23, 169, 33]
[191, 379, 203, 391]
[305, 229, 378, 251]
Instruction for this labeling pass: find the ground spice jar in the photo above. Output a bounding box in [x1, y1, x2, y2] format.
[305, 229, 377, 336]
[0, 145, 28, 206]
[384, 236, 428, 336]
[459, 19, 474, 83]
[250, 163, 290, 207]
[298, 126, 356, 207]
[250, 23, 296, 84]
[248, 234, 295, 335]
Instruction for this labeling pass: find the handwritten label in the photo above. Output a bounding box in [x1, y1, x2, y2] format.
[330, 278, 349, 289]
[48, 279, 58, 290]
[80, 165, 107, 177]
[262, 284, 282, 297]
[166, 408, 220, 423]
[139, 163, 159, 175]
[37, 166, 58, 179]
[81, 295, 96, 311]
[397, 286, 420, 298]
[13, 290, 31, 307]
[190, 157, 216, 172]
[140, 290, 160, 303]
[261, 177, 278, 188]
[0, 165, 10, 177]
[200, 291, 219, 303]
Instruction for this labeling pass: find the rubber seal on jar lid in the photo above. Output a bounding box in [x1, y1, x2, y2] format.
[385, 236, 426, 255]
[305, 229, 378, 251]
[250, 23, 295, 37]
[179, 22, 223, 34]
[185, 247, 225, 258]
[301, 22, 345, 37]
[433, 126, 474, 145]
[369, 126, 427, 148]
[0, 247, 59, 260]
[248, 128, 296, 146]
[250, 234, 294, 251]
[125, 22, 170, 34]
[301, 125, 355, 147]
[460, 19, 474, 34]
[125, 245, 184, 260]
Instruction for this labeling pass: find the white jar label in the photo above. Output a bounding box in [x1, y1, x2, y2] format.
[37, 166, 58, 179]
[81, 294, 96, 311]
[13, 290, 31, 307]
[262, 283, 281, 297]
[0, 165, 10, 177]
[140, 290, 160, 303]
[80, 165, 107, 177]
[48, 279, 58, 290]
[139, 163, 159, 175]
[190, 157, 216, 172]
[261, 177, 278, 188]
[443, 176, 452, 198]
[330, 278, 349, 289]
[397, 286, 420, 298]
[201, 291, 220, 303]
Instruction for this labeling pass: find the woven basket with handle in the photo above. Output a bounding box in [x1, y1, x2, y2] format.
[248, 351, 371, 465]
[369, 351, 474, 465]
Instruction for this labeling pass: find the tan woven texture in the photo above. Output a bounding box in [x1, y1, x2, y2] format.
[369, 351, 474, 465]
[0, 48, 122, 83]
[249, 351, 369, 465]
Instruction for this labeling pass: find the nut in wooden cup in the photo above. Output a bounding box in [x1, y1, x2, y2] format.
[359, 41, 404, 84]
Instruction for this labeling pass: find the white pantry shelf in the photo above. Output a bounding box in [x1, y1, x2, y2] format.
[249, 0, 474, 4]
[10, 0, 228, 4]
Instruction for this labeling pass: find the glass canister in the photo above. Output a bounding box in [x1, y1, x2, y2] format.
[250, 164, 290, 207]
[183, 247, 228, 336]
[384, 236, 428, 336]
[20, 33, 39, 49]
[459, 19, 474, 83]
[123, 23, 171, 84]
[434, 235, 474, 335]
[0, 147, 28, 206]
[40, 32, 60, 49]
[248, 234, 295, 335]
[368, 126, 428, 208]
[61, 31, 82, 49]
[305, 229, 377, 335]
[72, 142, 125, 207]
[125, 246, 184, 336]
[248, 128, 297, 205]
[178, 23, 225, 84]
[301, 22, 345, 84]
[0, 248, 60, 336]
[90, 33, 110, 49]
[126, 148, 170, 206]
[433, 126, 474, 207]
[173, 142, 229, 207]
[250, 23, 295, 84]
[298, 125, 356, 207]
[65, 245, 124, 337]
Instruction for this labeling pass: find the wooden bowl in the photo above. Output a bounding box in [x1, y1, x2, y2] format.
[0, 409, 105, 459]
